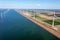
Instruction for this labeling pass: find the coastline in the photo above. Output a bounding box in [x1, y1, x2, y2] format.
[16, 10, 60, 39]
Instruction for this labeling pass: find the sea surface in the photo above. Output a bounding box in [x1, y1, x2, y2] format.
[0, 9, 60, 40]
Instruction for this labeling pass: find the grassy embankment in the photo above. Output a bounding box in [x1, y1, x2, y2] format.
[29, 12, 60, 26]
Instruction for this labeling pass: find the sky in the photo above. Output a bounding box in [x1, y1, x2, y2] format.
[0, 0, 60, 9]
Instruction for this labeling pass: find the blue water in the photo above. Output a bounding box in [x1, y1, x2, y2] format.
[0, 9, 60, 40]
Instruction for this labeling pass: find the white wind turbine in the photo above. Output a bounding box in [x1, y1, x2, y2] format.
[1, 9, 9, 20]
[52, 10, 58, 30]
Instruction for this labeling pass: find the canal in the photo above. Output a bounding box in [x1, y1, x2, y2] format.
[0, 9, 60, 40]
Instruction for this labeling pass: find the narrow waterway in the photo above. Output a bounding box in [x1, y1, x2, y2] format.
[0, 9, 60, 40]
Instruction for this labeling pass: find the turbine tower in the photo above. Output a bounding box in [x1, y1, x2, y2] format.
[52, 10, 58, 30]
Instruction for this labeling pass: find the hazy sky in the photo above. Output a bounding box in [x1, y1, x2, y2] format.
[0, 0, 60, 9]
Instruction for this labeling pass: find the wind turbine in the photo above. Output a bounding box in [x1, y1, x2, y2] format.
[4, 9, 9, 17]
[52, 10, 58, 30]
[1, 9, 9, 21]
[1, 12, 3, 20]
[34, 10, 36, 19]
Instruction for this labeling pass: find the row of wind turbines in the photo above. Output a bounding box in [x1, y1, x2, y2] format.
[0, 9, 9, 22]
[33, 10, 58, 30]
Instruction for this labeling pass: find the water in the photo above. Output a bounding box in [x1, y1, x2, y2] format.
[0, 9, 60, 40]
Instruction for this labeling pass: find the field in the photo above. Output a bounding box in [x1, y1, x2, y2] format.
[28, 11, 60, 26]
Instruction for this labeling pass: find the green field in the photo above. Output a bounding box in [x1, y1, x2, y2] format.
[30, 13, 60, 26]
